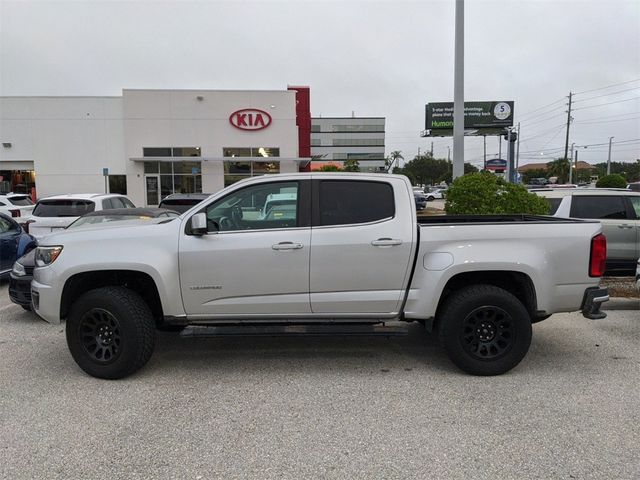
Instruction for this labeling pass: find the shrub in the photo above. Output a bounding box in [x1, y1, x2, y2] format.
[595, 174, 627, 189]
[445, 172, 550, 215]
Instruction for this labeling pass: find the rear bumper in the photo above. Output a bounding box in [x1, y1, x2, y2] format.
[581, 287, 609, 320]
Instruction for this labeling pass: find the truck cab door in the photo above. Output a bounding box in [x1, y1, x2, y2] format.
[309, 178, 415, 314]
[179, 180, 312, 317]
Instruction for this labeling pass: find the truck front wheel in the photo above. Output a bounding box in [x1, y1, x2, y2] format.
[438, 285, 532, 375]
[66, 286, 156, 379]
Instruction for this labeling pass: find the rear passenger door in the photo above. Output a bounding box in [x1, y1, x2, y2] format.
[628, 196, 640, 263]
[309, 178, 415, 314]
[570, 195, 637, 268]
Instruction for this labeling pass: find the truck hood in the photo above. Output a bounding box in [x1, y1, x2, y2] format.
[38, 217, 180, 247]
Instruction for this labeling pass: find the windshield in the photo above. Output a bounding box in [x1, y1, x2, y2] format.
[33, 200, 95, 217]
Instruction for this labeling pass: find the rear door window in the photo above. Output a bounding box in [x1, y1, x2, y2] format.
[33, 200, 96, 217]
[316, 180, 395, 226]
[629, 197, 640, 218]
[570, 196, 628, 219]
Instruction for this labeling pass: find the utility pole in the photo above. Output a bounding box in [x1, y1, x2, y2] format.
[515, 122, 521, 179]
[498, 135, 502, 159]
[607, 136, 614, 174]
[483, 136, 486, 169]
[563, 91, 573, 161]
[430, 142, 434, 157]
[452, 0, 465, 180]
[447, 146, 451, 162]
[418, 147, 421, 157]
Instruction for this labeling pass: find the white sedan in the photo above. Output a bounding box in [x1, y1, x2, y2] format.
[425, 189, 446, 201]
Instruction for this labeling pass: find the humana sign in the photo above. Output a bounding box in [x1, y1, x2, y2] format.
[424, 101, 514, 137]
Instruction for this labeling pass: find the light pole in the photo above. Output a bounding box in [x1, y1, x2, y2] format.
[607, 136, 614, 175]
[452, 0, 465, 179]
[447, 146, 451, 162]
[569, 142, 575, 184]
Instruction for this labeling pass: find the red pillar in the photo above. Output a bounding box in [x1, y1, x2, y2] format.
[288, 86, 311, 172]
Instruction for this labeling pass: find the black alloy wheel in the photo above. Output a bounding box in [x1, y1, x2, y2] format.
[460, 306, 514, 360]
[79, 308, 122, 363]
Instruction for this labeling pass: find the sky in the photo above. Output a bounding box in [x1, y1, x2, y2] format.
[1, 0, 639, 168]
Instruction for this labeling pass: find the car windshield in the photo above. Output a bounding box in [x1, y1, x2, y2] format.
[32, 200, 96, 217]
[8, 196, 34, 206]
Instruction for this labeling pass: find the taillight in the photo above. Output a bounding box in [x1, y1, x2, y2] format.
[589, 234, 606, 277]
[9, 209, 20, 218]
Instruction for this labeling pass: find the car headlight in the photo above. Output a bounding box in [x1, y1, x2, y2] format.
[12, 261, 27, 277]
[35, 246, 63, 267]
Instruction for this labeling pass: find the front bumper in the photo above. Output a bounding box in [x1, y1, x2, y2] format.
[581, 287, 609, 320]
[8, 273, 32, 307]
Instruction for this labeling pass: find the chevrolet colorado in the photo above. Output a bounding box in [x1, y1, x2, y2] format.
[32, 173, 609, 378]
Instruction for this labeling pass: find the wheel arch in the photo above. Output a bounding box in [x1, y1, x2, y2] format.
[60, 270, 164, 325]
[435, 270, 538, 322]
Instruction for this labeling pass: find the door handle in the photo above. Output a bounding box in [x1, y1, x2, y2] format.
[371, 238, 403, 247]
[617, 224, 633, 229]
[272, 241, 303, 250]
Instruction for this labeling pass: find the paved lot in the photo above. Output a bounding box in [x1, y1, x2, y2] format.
[0, 282, 638, 480]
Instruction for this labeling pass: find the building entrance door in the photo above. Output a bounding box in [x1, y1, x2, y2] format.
[145, 175, 160, 206]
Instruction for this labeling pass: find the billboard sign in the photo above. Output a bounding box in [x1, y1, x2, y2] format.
[485, 158, 507, 172]
[425, 101, 514, 136]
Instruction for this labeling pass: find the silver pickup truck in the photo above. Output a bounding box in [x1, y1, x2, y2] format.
[32, 173, 609, 379]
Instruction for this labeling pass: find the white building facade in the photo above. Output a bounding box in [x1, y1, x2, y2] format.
[310, 117, 386, 172]
[0, 88, 308, 206]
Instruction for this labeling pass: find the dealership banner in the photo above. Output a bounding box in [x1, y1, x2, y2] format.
[425, 101, 514, 136]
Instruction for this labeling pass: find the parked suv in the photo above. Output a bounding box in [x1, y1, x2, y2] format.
[0, 193, 35, 220]
[536, 189, 640, 275]
[24, 193, 136, 238]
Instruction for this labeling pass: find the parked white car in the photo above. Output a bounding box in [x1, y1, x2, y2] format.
[0, 193, 35, 220]
[24, 193, 136, 239]
[425, 189, 445, 201]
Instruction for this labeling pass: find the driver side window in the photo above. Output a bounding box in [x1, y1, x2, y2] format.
[205, 181, 299, 232]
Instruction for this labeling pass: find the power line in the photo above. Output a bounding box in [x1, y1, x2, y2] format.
[516, 97, 566, 119]
[573, 78, 640, 95]
[573, 96, 639, 111]
[573, 86, 640, 104]
[518, 111, 566, 127]
[575, 116, 640, 125]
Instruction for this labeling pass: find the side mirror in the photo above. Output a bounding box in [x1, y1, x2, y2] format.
[191, 212, 208, 236]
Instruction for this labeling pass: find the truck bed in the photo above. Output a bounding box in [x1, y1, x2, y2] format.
[417, 214, 595, 225]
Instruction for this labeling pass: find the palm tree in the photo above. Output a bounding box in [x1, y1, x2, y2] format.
[547, 158, 570, 183]
[386, 151, 404, 172]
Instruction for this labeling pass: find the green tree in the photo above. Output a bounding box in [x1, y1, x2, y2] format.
[445, 172, 550, 215]
[343, 159, 360, 172]
[385, 151, 404, 172]
[596, 174, 627, 188]
[546, 158, 570, 183]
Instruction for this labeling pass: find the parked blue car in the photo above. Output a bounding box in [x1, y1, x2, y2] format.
[0, 212, 36, 280]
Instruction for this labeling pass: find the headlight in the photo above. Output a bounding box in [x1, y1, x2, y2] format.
[35, 246, 63, 267]
[12, 261, 27, 277]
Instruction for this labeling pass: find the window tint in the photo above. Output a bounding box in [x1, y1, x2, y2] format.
[33, 200, 95, 217]
[8, 196, 34, 206]
[629, 197, 640, 218]
[205, 182, 299, 232]
[570, 196, 628, 219]
[545, 198, 562, 215]
[121, 197, 135, 208]
[0, 216, 16, 233]
[102, 198, 116, 209]
[318, 181, 394, 226]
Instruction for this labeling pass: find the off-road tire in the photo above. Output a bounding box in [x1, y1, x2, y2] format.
[438, 284, 532, 375]
[66, 286, 156, 379]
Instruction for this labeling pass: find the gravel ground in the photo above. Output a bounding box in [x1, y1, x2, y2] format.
[0, 282, 638, 480]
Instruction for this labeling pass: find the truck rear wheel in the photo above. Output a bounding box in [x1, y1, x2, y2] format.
[438, 285, 532, 375]
[66, 286, 156, 379]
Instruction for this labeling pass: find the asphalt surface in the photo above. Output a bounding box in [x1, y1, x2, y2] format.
[0, 282, 638, 480]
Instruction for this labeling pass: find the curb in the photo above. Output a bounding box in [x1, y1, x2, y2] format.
[602, 297, 640, 311]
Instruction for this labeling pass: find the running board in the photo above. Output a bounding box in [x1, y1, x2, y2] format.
[179, 324, 409, 338]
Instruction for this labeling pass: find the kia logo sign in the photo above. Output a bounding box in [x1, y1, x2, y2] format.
[229, 109, 272, 131]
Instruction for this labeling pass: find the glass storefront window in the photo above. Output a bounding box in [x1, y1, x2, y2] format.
[252, 162, 279, 174]
[223, 148, 252, 157]
[172, 147, 201, 157]
[144, 162, 159, 174]
[143, 147, 172, 157]
[225, 162, 252, 175]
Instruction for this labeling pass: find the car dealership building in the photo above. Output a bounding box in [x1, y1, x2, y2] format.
[0, 87, 312, 206]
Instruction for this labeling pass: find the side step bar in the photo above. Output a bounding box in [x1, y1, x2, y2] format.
[179, 323, 410, 338]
